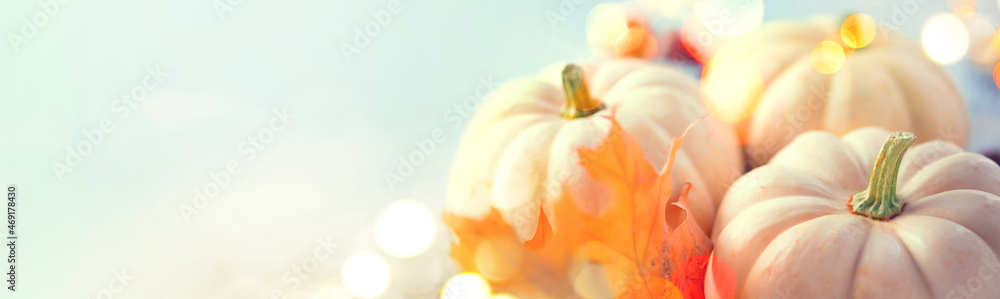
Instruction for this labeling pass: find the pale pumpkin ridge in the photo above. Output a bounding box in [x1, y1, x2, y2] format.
[906, 195, 1000, 271]
[898, 141, 963, 183]
[722, 197, 839, 291]
[881, 66, 918, 135]
[882, 46, 966, 146]
[745, 24, 818, 81]
[743, 51, 814, 124]
[887, 39, 962, 99]
[889, 221, 940, 297]
[590, 63, 645, 102]
[712, 165, 840, 234]
[491, 119, 564, 240]
[742, 214, 853, 298]
[460, 114, 556, 170]
[783, 167, 846, 202]
[830, 58, 912, 136]
[864, 58, 914, 131]
[932, 215, 1000, 267]
[900, 153, 1000, 200]
[747, 55, 825, 147]
[601, 65, 697, 100]
[904, 190, 1000, 258]
[846, 221, 874, 299]
[481, 82, 562, 121]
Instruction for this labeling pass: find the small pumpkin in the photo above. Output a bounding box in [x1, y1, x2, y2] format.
[701, 16, 969, 167]
[446, 59, 743, 241]
[706, 127, 1000, 298]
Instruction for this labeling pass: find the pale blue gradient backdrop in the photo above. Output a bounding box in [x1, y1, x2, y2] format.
[0, 0, 998, 298]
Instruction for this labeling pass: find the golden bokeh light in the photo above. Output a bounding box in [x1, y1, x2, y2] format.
[922, 13, 970, 65]
[441, 273, 491, 299]
[700, 54, 765, 124]
[841, 13, 877, 49]
[342, 252, 391, 298]
[374, 199, 436, 258]
[811, 41, 846, 74]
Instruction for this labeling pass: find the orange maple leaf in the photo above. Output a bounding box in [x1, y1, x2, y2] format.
[444, 111, 719, 298]
[575, 112, 714, 299]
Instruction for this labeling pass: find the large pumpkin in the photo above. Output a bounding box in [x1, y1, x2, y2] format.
[706, 128, 1000, 298]
[701, 16, 969, 167]
[446, 59, 742, 240]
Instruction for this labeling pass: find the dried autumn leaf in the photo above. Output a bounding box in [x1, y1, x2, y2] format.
[575, 112, 714, 299]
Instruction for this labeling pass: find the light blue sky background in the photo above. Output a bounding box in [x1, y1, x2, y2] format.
[1, 0, 998, 298]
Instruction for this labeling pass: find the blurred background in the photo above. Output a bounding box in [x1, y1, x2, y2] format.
[0, 0, 998, 298]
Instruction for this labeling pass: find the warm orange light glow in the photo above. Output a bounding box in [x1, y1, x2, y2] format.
[811, 41, 846, 74]
[841, 14, 877, 49]
[612, 22, 657, 59]
[993, 63, 1000, 90]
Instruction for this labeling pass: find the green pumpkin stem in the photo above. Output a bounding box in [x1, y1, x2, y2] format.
[850, 131, 916, 220]
[561, 64, 605, 119]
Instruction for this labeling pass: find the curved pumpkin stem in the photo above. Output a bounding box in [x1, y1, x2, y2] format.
[561, 64, 605, 119]
[850, 131, 916, 220]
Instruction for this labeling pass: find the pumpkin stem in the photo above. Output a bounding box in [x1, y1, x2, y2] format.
[561, 64, 605, 119]
[850, 131, 916, 220]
